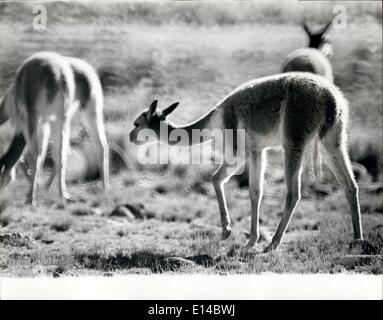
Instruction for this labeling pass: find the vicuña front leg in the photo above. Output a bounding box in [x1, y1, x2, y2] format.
[246, 150, 266, 248]
[27, 122, 51, 205]
[45, 167, 56, 190]
[212, 162, 233, 239]
[313, 136, 323, 182]
[265, 145, 304, 252]
[82, 108, 110, 190]
[212, 161, 245, 239]
[52, 117, 71, 202]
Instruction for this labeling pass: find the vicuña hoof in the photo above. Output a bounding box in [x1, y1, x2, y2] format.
[62, 193, 75, 204]
[245, 237, 259, 249]
[350, 238, 378, 255]
[350, 238, 364, 244]
[264, 242, 279, 253]
[26, 198, 36, 206]
[222, 226, 232, 240]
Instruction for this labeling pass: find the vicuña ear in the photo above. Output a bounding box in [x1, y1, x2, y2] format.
[148, 100, 158, 117]
[302, 22, 311, 35]
[162, 102, 180, 117]
[320, 20, 333, 36]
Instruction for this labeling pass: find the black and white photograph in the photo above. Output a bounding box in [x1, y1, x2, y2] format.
[0, 0, 382, 301]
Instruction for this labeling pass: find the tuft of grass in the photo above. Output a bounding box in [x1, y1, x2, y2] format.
[51, 218, 73, 232]
[349, 135, 383, 182]
[33, 230, 44, 241]
[0, 213, 12, 227]
[154, 184, 168, 194]
[173, 164, 189, 178]
[74, 248, 185, 273]
[189, 181, 209, 196]
[0, 197, 9, 214]
[117, 229, 127, 237]
[70, 205, 95, 217]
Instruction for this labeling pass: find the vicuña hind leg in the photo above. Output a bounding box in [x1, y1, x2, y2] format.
[246, 149, 267, 248]
[320, 129, 363, 240]
[26, 122, 51, 205]
[45, 165, 55, 189]
[212, 161, 245, 239]
[51, 118, 71, 201]
[265, 144, 304, 252]
[313, 136, 323, 181]
[51, 99, 79, 202]
[81, 107, 110, 190]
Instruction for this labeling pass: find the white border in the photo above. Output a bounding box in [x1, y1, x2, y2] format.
[1, 275, 382, 300]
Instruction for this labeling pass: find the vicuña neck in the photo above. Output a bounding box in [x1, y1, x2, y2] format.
[160, 107, 219, 147]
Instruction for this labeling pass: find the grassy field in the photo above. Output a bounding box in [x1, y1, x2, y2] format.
[0, 1, 382, 276]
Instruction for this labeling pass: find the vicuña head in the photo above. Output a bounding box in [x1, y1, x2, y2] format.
[303, 20, 332, 48]
[302, 20, 333, 57]
[129, 100, 180, 144]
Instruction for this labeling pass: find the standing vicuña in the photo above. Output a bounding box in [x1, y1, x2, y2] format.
[45, 56, 109, 191]
[281, 20, 334, 181]
[129, 73, 363, 251]
[282, 20, 334, 79]
[0, 51, 109, 204]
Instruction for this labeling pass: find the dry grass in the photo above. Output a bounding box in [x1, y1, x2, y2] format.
[0, 1, 382, 276]
[1, 163, 382, 276]
[51, 217, 73, 232]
